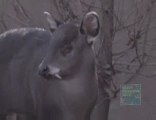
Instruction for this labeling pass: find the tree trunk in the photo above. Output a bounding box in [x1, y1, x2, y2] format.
[92, 0, 115, 120]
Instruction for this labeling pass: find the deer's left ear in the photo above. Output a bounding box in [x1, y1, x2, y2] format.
[80, 11, 100, 43]
[44, 11, 61, 32]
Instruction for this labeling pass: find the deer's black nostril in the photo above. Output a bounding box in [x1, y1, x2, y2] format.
[38, 65, 49, 76]
[42, 66, 49, 72]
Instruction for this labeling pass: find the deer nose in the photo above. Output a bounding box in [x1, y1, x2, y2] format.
[38, 65, 49, 76]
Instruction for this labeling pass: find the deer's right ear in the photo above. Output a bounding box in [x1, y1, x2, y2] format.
[44, 11, 61, 32]
[80, 11, 100, 44]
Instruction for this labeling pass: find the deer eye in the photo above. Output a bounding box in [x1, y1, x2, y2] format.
[60, 44, 73, 56]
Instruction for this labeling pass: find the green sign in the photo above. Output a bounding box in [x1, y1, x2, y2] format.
[120, 84, 141, 105]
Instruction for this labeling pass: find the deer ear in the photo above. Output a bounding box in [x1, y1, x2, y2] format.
[80, 11, 100, 38]
[44, 11, 61, 32]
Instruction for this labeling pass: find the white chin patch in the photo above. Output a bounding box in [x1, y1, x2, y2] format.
[49, 66, 62, 79]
